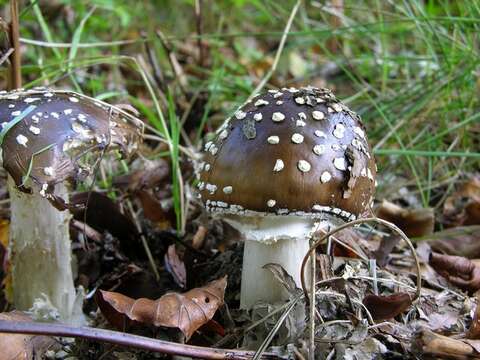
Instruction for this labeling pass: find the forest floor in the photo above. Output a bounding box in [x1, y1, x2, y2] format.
[0, 1, 479, 359]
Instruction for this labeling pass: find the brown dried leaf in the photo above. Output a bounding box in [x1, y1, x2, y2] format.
[468, 297, 480, 339]
[376, 200, 434, 237]
[429, 252, 480, 292]
[164, 244, 186, 288]
[362, 292, 412, 320]
[263, 263, 299, 296]
[96, 276, 227, 339]
[444, 176, 480, 227]
[137, 190, 172, 230]
[421, 225, 480, 258]
[0, 311, 55, 359]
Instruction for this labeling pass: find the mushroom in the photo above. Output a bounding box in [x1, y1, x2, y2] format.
[198, 86, 376, 308]
[0, 88, 143, 323]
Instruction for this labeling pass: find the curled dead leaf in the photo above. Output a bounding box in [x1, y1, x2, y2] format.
[429, 252, 480, 292]
[468, 296, 480, 339]
[444, 176, 480, 227]
[362, 292, 412, 320]
[96, 276, 227, 340]
[164, 244, 187, 288]
[376, 200, 434, 237]
[419, 225, 480, 258]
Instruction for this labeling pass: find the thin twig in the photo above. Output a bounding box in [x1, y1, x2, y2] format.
[0, 47, 14, 67]
[0, 320, 281, 360]
[9, 0, 22, 89]
[300, 217, 422, 302]
[247, 1, 301, 101]
[125, 199, 160, 281]
[194, 0, 205, 67]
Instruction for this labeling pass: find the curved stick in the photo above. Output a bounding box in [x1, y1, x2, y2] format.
[0, 320, 279, 360]
[300, 217, 421, 302]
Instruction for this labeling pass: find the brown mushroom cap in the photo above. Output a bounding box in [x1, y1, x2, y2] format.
[0, 88, 143, 207]
[198, 86, 376, 221]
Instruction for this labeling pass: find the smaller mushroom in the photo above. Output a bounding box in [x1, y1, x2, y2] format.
[0, 88, 143, 323]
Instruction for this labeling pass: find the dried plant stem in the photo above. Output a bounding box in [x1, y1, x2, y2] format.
[125, 199, 160, 281]
[308, 239, 316, 360]
[300, 217, 422, 302]
[8, 0, 21, 89]
[0, 320, 280, 360]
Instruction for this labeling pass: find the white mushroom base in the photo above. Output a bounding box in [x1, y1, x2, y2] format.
[224, 215, 314, 309]
[8, 178, 84, 324]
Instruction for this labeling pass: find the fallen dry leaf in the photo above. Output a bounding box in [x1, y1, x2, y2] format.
[0, 311, 55, 359]
[137, 190, 172, 230]
[429, 252, 480, 292]
[468, 296, 480, 339]
[164, 244, 187, 288]
[420, 226, 480, 258]
[362, 292, 412, 320]
[444, 176, 480, 227]
[96, 276, 227, 339]
[376, 200, 434, 237]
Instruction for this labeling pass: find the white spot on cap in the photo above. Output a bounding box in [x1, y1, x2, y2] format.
[298, 112, 306, 120]
[223, 186, 233, 194]
[29, 126, 40, 135]
[51, 112, 60, 119]
[333, 103, 342, 112]
[312, 111, 325, 120]
[235, 110, 246, 120]
[354, 126, 365, 138]
[16, 134, 28, 147]
[255, 99, 269, 106]
[267, 136, 280, 144]
[253, 113, 263, 121]
[39, 183, 48, 197]
[267, 199, 276, 207]
[44, 92, 54, 97]
[206, 183, 217, 194]
[69, 96, 79, 103]
[64, 109, 73, 115]
[289, 87, 299, 93]
[291, 133, 304, 144]
[44, 167, 54, 176]
[295, 97, 305, 105]
[328, 107, 334, 113]
[204, 164, 211, 171]
[272, 112, 285, 122]
[8, 104, 14, 108]
[268, 89, 279, 94]
[334, 158, 347, 171]
[78, 114, 87, 122]
[314, 130, 326, 138]
[24, 97, 40, 103]
[316, 97, 325, 103]
[298, 160, 311, 172]
[313, 145, 325, 155]
[11, 111, 21, 116]
[273, 92, 283, 98]
[320, 171, 332, 183]
[219, 129, 228, 140]
[333, 124, 345, 139]
[273, 159, 284, 172]
[276, 100, 283, 105]
[204, 141, 213, 151]
[296, 119, 306, 127]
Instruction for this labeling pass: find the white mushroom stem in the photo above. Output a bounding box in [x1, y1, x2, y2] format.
[224, 215, 317, 309]
[8, 178, 83, 324]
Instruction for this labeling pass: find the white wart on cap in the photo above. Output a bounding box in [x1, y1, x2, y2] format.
[198, 86, 376, 221]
